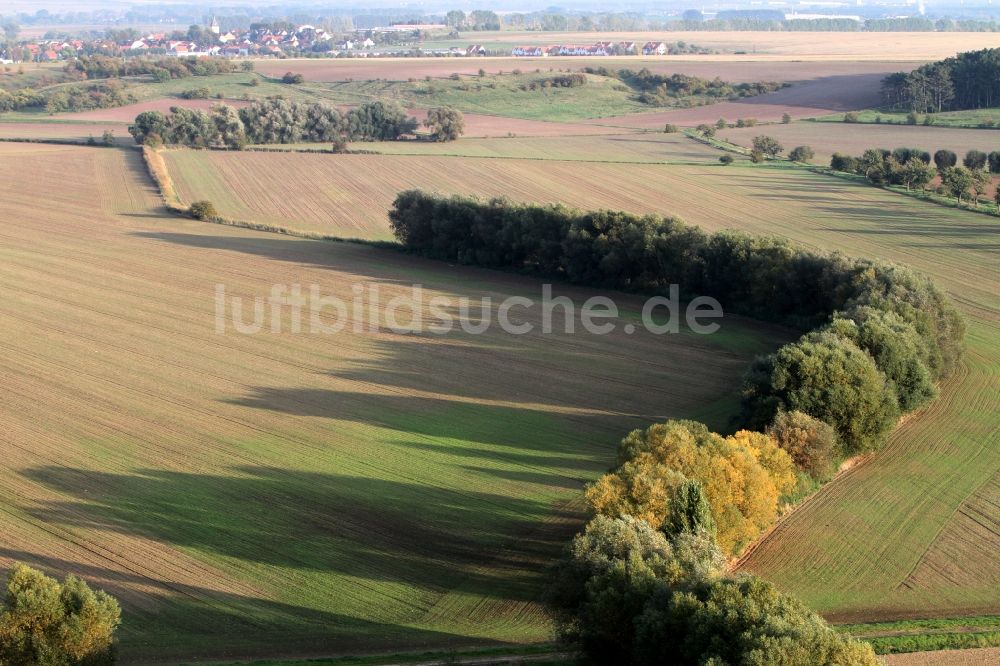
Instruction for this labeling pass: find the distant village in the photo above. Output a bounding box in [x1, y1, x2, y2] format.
[511, 42, 676, 56]
[0, 18, 685, 63]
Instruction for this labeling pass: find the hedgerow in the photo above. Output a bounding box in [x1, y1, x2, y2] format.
[129, 98, 420, 149]
[388, 191, 964, 455]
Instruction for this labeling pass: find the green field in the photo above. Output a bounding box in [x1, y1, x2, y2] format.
[157, 131, 1000, 627]
[322, 72, 652, 121]
[1, 64, 787, 125]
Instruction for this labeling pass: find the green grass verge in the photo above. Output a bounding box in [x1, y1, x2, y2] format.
[812, 108, 1000, 130]
[838, 616, 1000, 655]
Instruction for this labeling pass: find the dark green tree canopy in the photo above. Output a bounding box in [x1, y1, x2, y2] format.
[662, 479, 716, 538]
[424, 107, 465, 142]
[741, 330, 900, 455]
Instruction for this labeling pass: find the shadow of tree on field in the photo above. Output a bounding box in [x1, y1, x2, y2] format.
[131, 230, 404, 274]
[225, 385, 615, 471]
[22, 465, 578, 606]
[817, 221, 1000, 240]
[317, 334, 711, 422]
[0, 547, 489, 662]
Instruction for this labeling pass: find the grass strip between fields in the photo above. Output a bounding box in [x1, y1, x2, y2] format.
[141, 145, 183, 210]
[836, 615, 1000, 655]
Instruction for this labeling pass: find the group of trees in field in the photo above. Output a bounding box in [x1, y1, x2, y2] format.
[129, 99, 463, 149]
[0, 56, 249, 114]
[881, 48, 1000, 112]
[519, 73, 587, 91]
[693, 118, 760, 139]
[586, 421, 796, 555]
[423, 107, 465, 141]
[702, 133, 812, 164]
[0, 563, 120, 664]
[830, 146, 1000, 207]
[0, 80, 136, 113]
[388, 192, 961, 661]
[581, 66, 783, 106]
[389, 190, 964, 459]
[544, 515, 879, 664]
[64, 55, 247, 82]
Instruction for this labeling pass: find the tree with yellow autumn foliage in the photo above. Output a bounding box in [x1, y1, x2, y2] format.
[0, 563, 120, 665]
[586, 421, 795, 555]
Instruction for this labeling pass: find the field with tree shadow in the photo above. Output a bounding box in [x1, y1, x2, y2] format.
[0, 143, 785, 661]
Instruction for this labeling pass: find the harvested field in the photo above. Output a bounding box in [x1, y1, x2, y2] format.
[715, 175, 1000, 622]
[722, 122, 1000, 165]
[415, 111, 618, 138]
[270, 133, 724, 163]
[885, 647, 1000, 665]
[16, 22, 163, 38]
[0, 143, 784, 661]
[162, 148, 993, 251]
[0, 120, 131, 144]
[162, 146, 1000, 623]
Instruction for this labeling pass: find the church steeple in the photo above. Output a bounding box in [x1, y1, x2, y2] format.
[209, 16, 221, 35]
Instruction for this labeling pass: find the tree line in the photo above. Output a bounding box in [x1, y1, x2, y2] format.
[64, 55, 248, 82]
[386, 191, 964, 661]
[0, 55, 248, 114]
[882, 48, 1000, 112]
[581, 66, 784, 107]
[388, 190, 964, 458]
[0, 79, 135, 112]
[830, 146, 1000, 207]
[439, 8, 999, 33]
[129, 99, 464, 149]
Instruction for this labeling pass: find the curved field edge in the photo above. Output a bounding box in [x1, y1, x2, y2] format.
[154, 143, 1000, 623]
[740, 324, 1000, 620]
[0, 143, 790, 662]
